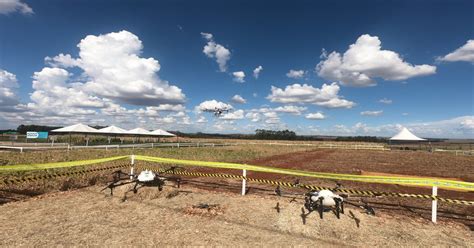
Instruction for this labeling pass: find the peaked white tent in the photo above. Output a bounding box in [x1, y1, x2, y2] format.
[126, 128, 152, 136]
[97, 125, 127, 134]
[150, 129, 176, 137]
[390, 127, 426, 141]
[51, 123, 99, 145]
[51, 123, 99, 133]
[97, 125, 128, 144]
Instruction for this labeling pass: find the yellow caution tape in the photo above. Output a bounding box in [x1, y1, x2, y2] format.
[134, 155, 474, 191]
[0, 163, 130, 185]
[137, 165, 474, 206]
[2, 154, 473, 191]
[0, 156, 129, 172]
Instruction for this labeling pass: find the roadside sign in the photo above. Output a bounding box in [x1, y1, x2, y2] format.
[26, 131, 49, 139]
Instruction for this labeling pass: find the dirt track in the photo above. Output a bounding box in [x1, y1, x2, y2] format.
[1, 185, 473, 247]
[245, 149, 474, 181]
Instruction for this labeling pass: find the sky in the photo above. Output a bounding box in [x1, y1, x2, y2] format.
[0, 0, 473, 138]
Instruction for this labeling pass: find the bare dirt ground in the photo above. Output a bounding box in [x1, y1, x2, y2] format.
[244, 149, 474, 181]
[0, 147, 473, 246]
[1, 184, 473, 247]
[185, 148, 474, 229]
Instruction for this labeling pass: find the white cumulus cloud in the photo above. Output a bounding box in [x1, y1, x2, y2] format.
[0, 0, 33, 15]
[360, 110, 383, 116]
[7, 31, 188, 127]
[44, 30, 185, 106]
[45, 53, 79, 68]
[305, 112, 326, 120]
[201, 32, 231, 72]
[286, 69, 305, 79]
[253, 65, 263, 78]
[220, 109, 244, 120]
[78, 31, 185, 106]
[379, 98, 392, 104]
[232, 71, 245, 83]
[274, 105, 307, 115]
[437, 40, 474, 63]
[0, 69, 21, 111]
[28, 67, 105, 117]
[231, 94, 246, 104]
[267, 82, 355, 109]
[245, 112, 261, 122]
[195, 100, 233, 112]
[316, 34, 436, 86]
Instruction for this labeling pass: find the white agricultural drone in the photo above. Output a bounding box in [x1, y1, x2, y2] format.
[304, 189, 345, 219]
[102, 168, 181, 195]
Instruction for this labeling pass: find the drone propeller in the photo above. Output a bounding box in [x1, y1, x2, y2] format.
[348, 210, 361, 228]
[101, 180, 136, 196]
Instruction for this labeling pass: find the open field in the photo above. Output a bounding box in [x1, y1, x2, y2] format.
[1, 185, 473, 247]
[0, 144, 473, 246]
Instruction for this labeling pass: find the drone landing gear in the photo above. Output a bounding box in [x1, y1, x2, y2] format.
[132, 179, 165, 194]
[304, 191, 345, 220]
[334, 198, 344, 219]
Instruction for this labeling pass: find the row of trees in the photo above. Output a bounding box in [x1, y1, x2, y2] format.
[7, 125, 388, 142]
[15, 125, 61, 134]
[178, 129, 388, 142]
[254, 129, 297, 140]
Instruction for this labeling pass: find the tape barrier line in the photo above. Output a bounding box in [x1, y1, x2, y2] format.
[0, 156, 129, 172]
[0, 163, 130, 186]
[134, 155, 474, 191]
[136, 165, 474, 206]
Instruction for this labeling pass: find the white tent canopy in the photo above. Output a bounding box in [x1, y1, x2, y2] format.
[150, 129, 176, 137]
[51, 123, 99, 133]
[97, 125, 127, 134]
[51, 123, 176, 138]
[390, 127, 426, 141]
[126, 127, 152, 136]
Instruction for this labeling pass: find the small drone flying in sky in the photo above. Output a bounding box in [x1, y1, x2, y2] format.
[202, 106, 232, 117]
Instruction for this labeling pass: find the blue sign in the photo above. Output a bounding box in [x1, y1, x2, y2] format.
[26, 131, 49, 139]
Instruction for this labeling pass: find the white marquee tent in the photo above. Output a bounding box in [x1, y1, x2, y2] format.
[97, 125, 127, 134]
[50, 124, 177, 145]
[51, 123, 100, 145]
[390, 127, 426, 141]
[51, 123, 99, 133]
[126, 128, 152, 136]
[150, 129, 176, 137]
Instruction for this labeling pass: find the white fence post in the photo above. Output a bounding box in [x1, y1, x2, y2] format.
[241, 169, 247, 195]
[130, 155, 135, 180]
[432, 186, 438, 223]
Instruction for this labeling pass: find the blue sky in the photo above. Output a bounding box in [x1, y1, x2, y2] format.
[0, 0, 473, 138]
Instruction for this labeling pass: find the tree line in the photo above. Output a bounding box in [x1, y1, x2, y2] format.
[3, 125, 388, 143]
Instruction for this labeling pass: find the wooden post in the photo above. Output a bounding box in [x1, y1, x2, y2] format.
[241, 169, 247, 196]
[432, 186, 438, 223]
